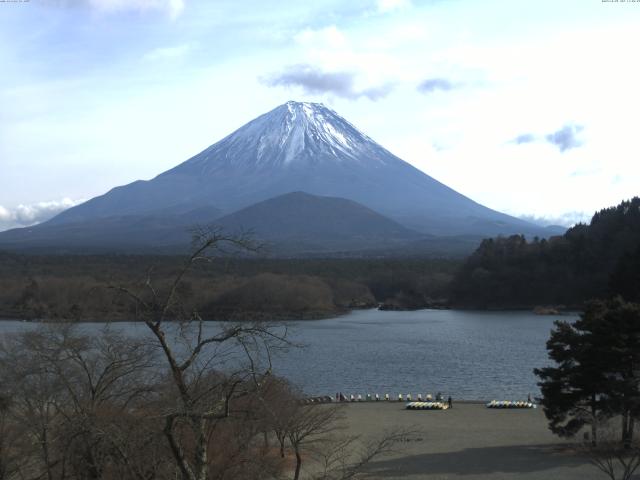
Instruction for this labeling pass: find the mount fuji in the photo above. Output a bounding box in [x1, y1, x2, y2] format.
[0, 101, 559, 254]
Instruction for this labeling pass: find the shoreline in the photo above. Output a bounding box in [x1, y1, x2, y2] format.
[0, 305, 581, 323]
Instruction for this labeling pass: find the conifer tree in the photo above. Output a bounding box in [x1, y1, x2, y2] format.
[536, 298, 640, 446]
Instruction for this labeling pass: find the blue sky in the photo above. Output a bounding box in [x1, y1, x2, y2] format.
[1, 0, 639, 230]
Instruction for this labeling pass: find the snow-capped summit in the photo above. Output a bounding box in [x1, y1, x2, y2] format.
[43, 101, 548, 238]
[170, 101, 391, 175]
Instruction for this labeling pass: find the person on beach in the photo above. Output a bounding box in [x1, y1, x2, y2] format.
[527, 393, 532, 403]
[447, 396, 453, 409]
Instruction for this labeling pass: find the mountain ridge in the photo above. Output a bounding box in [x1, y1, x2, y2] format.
[0, 101, 563, 253]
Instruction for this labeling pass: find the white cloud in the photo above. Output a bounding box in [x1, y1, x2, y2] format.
[88, 0, 184, 18]
[377, 0, 411, 13]
[295, 25, 346, 49]
[518, 212, 592, 228]
[0, 206, 11, 222]
[0, 198, 83, 231]
[262, 64, 394, 100]
[545, 124, 584, 152]
[285, 22, 418, 95]
[143, 44, 191, 61]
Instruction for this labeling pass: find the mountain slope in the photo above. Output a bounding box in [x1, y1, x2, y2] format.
[214, 191, 422, 253]
[44, 101, 549, 237]
[0, 206, 223, 252]
[0, 193, 431, 255]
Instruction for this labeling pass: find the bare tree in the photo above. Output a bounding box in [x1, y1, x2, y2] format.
[0, 325, 165, 480]
[286, 403, 345, 480]
[0, 393, 28, 480]
[0, 328, 68, 480]
[112, 229, 289, 480]
[580, 421, 640, 480]
[50, 328, 160, 480]
[312, 428, 417, 480]
[238, 333, 417, 480]
[256, 377, 300, 459]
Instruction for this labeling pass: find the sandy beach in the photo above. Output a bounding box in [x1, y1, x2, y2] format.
[341, 402, 605, 480]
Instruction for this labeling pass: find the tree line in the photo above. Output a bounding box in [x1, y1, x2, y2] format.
[0, 253, 457, 322]
[451, 197, 640, 308]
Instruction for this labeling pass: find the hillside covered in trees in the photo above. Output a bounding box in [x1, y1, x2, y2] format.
[451, 197, 640, 309]
[0, 254, 457, 321]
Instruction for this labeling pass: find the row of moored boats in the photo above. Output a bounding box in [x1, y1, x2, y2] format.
[485, 400, 536, 409]
[338, 393, 446, 402]
[406, 402, 449, 410]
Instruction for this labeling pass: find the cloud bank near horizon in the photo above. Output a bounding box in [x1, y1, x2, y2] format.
[0, 198, 83, 231]
[518, 211, 592, 228]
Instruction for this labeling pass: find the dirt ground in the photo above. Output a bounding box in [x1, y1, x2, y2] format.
[340, 402, 609, 480]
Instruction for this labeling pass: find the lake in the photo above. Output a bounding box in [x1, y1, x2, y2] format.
[0, 309, 578, 401]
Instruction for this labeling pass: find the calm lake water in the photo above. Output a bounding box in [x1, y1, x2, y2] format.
[0, 309, 578, 401]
